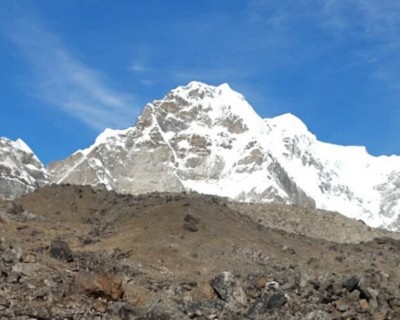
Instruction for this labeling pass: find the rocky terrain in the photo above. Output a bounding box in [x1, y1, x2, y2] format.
[0, 184, 399, 319]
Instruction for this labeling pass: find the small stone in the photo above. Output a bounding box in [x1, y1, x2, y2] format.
[246, 288, 259, 299]
[282, 245, 296, 255]
[93, 299, 108, 313]
[359, 299, 369, 311]
[232, 285, 247, 306]
[33, 287, 49, 300]
[304, 310, 332, 320]
[183, 223, 199, 232]
[184, 213, 200, 224]
[343, 276, 359, 292]
[49, 240, 73, 262]
[254, 276, 268, 289]
[181, 281, 197, 291]
[200, 282, 218, 299]
[334, 300, 350, 312]
[83, 237, 93, 245]
[335, 255, 345, 262]
[266, 292, 287, 310]
[210, 272, 234, 301]
[20, 253, 37, 263]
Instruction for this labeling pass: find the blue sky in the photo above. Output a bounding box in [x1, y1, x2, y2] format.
[1, 0, 399, 164]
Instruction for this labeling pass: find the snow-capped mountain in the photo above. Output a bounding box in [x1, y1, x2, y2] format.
[47, 81, 400, 231]
[0, 137, 49, 199]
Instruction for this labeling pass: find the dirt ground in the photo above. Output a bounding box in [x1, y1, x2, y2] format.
[0, 184, 399, 319]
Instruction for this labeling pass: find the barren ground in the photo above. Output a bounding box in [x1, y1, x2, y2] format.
[0, 184, 399, 319]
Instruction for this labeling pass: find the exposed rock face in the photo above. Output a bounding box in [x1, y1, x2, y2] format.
[47, 81, 400, 231]
[48, 82, 314, 208]
[0, 137, 48, 199]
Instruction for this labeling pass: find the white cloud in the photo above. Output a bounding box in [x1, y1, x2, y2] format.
[3, 14, 138, 131]
[130, 62, 147, 73]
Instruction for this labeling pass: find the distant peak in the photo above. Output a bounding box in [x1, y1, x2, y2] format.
[0, 137, 34, 154]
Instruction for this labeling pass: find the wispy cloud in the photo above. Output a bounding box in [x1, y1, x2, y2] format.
[2, 8, 138, 131]
[129, 62, 147, 73]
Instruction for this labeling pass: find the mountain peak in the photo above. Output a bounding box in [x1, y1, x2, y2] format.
[40, 82, 400, 232]
[0, 137, 48, 199]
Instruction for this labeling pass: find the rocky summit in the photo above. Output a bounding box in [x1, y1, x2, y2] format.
[0, 185, 400, 319]
[0, 137, 48, 200]
[47, 81, 400, 231]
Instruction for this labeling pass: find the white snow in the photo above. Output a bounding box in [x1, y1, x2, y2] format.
[0, 137, 48, 199]
[14, 138, 34, 154]
[47, 81, 400, 231]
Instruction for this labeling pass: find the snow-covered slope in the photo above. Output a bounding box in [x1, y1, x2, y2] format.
[0, 137, 49, 199]
[48, 81, 400, 231]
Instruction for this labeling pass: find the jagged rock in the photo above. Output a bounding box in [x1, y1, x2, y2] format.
[343, 275, 359, 292]
[265, 292, 287, 310]
[209, 272, 235, 301]
[49, 240, 73, 262]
